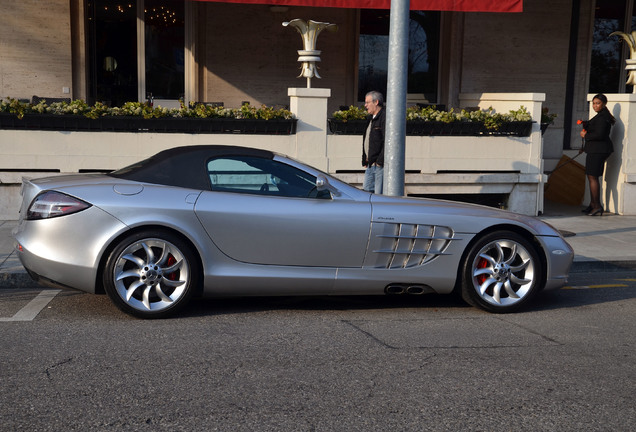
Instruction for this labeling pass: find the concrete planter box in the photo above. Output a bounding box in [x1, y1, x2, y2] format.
[406, 121, 484, 136]
[496, 121, 533, 136]
[328, 119, 367, 135]
[328, 118, 533, 137]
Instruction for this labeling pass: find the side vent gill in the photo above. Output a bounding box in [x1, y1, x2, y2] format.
[372, 223, 456, 269]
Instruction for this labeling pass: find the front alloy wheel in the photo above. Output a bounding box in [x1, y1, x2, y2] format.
[461, 231, 543, 313]
[103, 231, 199, 318]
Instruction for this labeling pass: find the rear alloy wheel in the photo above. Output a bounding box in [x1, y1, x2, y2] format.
[461, 231, 543, 313]
[103, 231, 199, 318]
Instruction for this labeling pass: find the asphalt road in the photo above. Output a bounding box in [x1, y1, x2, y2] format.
[1, 271, 634, 431]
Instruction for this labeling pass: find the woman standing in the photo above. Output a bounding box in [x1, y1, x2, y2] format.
[580, 93, 615, 216]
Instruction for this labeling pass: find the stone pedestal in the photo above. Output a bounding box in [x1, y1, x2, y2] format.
[288, 87, 331, 171]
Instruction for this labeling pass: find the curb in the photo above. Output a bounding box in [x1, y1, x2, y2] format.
[2, 260, 636, 289]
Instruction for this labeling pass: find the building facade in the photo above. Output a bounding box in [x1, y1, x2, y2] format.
[1, 1, 632, 154]
[2, 0, 636, 217]
[2, 1, 635, 162]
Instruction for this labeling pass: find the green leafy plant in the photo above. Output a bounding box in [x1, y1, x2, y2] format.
[0, 98, 30, 119]
[407, 105, 460, 123]
[403, 105, 532, 131]
[541, 107, 557, 125]
[179, 102, 233, 119]
[0, 98, 295, 121]
[48, 100, 92, 116]
[85, 101, 111, 119]
[108, 102, 173, 119]
[253, 104, 293, 120]
[331, 105, 368, 121]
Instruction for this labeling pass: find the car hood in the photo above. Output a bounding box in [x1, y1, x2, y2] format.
[370, 194, 561, 237]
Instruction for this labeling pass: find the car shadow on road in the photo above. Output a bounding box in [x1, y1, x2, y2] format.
[529, 285, 635, 312]
[182, 293, 473, 318]
[183, 284, 636, 318]
[32, 282, 634, 320]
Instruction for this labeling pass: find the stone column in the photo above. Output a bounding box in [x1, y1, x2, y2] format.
[597, 93, 636, 215]
[288, 87, 331, 171]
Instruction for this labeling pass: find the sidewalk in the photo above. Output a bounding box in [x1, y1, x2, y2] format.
[538, 201, 636, 271]
[2, 200, 636, 288]
[0, 219, 31, 288]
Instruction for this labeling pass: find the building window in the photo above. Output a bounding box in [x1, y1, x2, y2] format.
[144, 0, 185, 101]
[589, 1, 636, 94]
[358, 10, 440, 103]
[87, 0, 186, 106]
[87, 0, 139, 106]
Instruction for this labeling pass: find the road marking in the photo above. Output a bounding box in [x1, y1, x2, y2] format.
[563, 284, 628, 290]
[0, 290, 61, 322]
[616, 278, 636, 282]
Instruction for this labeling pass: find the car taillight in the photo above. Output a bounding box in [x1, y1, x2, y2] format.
[26, 191, 91, 220]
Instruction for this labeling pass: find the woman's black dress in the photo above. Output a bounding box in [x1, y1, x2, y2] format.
[583, 107, 614, 177]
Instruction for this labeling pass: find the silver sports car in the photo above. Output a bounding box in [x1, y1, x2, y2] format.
[13, 145, 573, 318]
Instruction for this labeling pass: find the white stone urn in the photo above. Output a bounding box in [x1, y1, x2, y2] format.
[283, 19, 338, 88]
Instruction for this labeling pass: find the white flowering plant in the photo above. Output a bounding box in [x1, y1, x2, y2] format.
[331, 104, 532, 131]
[406, 105, 532, 131]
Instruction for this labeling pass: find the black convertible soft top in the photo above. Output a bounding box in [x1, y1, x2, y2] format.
[108, 145, 275, 190]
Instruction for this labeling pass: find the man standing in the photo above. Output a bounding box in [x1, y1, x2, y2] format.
[362, 91, 386, 194]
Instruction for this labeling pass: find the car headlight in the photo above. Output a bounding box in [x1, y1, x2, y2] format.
[27, 191, 91, 220]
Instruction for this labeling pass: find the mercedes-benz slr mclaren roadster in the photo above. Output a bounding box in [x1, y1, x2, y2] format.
[13, 145, 573, 318]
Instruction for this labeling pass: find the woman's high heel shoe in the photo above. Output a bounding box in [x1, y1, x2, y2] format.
[588, 207, 604, 216]
[582, 205, 592, 214]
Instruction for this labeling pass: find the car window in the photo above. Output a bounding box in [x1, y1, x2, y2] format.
[207, 156, 331, 199]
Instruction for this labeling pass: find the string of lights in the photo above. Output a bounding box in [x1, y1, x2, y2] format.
[92, 2, 183, 26]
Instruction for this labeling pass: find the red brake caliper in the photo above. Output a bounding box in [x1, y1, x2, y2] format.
[477, 258, 489, 285]
[166, 255, 177, 281]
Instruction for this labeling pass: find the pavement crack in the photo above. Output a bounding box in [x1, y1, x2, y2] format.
[45, 357, 73, 380]
[342, 319, 398, 350]
[494, 317, 563, 346]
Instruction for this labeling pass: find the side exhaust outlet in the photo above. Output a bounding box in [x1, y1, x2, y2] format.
[385, 284, 434, 295]
[406, 285, 425, 295]
[385, 285, 406, 295]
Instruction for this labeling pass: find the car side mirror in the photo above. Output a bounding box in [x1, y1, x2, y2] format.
[316, 175, 339, 197]
[316, 175, 329, 191]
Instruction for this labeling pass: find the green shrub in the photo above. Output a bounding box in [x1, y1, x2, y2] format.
[331, 105, 368, 122]
[0, 98, 295, 121]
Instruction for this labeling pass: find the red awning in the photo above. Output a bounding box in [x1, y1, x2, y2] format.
[195, 1, 522, 13]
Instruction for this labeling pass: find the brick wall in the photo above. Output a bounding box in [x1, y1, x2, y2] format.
[201, 3, 356, 114]
[0, 0, 73, 101]
[459, 0, 596, 167]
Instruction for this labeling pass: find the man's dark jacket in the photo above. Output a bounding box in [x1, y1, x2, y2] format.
[362, 108, 386, 167]
[584, 107, 614, 154]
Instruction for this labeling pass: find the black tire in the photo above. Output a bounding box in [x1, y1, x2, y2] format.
[460, 230, 543, 313]
[103, 230, 199, 318]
